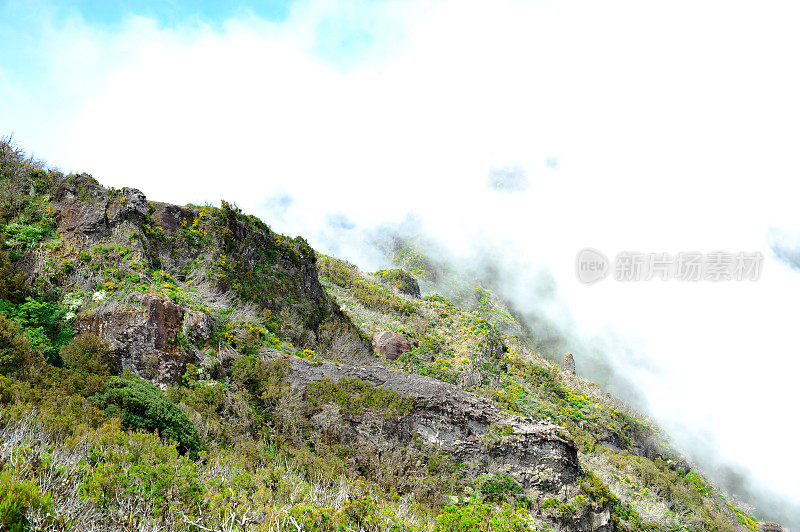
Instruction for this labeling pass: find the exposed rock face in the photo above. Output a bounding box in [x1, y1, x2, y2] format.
[759, 522, 784, 532]
[56, 200, 108, 238]
[54, 175, 149, 244]
[183, 310, 212, 343]
[590, 508, 612, 532]
[44, 174, 371, 363]
[286, 358, 579, 489]
[75, 295, 187, 386]
[456, 362, 484, 388]
[150, 201, 194, 233]
[564, 353, 576, 375]
[285, 358, 608, 530]
[107, 188, 149, 224]
[372, 330, 412, 360]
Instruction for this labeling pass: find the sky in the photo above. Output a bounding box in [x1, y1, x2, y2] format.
[2, 0, 800, 524]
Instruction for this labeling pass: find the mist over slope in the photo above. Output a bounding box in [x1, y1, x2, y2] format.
[3, 0, 800, 527]
[357, 229, 800, 528]
[2, 139, 777, 530]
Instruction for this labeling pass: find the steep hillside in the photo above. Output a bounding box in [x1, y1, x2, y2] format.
[0, 140, 777, 531]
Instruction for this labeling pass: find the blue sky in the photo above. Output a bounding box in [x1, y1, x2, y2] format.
[2, 0, 800, 524]
[2, 0, 291, 27]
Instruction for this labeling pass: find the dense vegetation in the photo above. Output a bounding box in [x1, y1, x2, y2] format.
[0, 138, 762, 530]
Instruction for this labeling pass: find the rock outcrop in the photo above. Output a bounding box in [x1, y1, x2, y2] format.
[75, 295, 192, 385]
[284, 357, 611, 530]
[563, 353, 576, 375]
[372, 330, 412, 360]
[40, 174, 373, 382]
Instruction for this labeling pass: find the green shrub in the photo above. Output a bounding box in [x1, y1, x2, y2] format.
[0, 470, 54, 531]
[721, 495, 759, 531]
[433, 500, 533, 532]
[373, 268, 421, 297]
[80, 421, 204, 517]
[580, 471, 641, 531]
[318, 256, 417, 316]
[3, 221, 55, 248]
[60, 333, 114, 375]
[0, 312, 42, 377]
[0, 247, 26, 303]
[686, 470, 710, 497]
[94, 373, 203, 456]
[0, 297, 73, 364]
[230, 356, 288, 409]
[474, 474, 530, 508]
[306, 377, 414, 420]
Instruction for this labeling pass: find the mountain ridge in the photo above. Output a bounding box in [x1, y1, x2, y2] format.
[0, 139, 782, 531]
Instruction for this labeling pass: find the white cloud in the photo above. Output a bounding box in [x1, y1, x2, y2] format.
[3, 0, 800, 520]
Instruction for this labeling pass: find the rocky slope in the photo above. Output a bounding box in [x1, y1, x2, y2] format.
[0, 141, 780, 531]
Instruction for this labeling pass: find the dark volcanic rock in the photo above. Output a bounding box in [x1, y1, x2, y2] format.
[151, 201, 195, 234]
[183, 310, 212, 343]
[75, 295, 187, 386]
[372, 330, 412, 361]
[57, 200, 108, 238]
[107, 188, 149, 224]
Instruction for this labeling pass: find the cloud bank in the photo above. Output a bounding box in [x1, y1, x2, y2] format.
[3, 0, 800, 524]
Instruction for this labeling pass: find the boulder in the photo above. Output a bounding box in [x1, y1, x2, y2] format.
[372, 330, 412, 360]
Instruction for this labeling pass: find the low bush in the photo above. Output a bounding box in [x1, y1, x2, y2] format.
[374, 268, 421, 297]
[0, 312, 42, 378]
[60, 333, 114, 375]
[94, 373, 203, 456]
[433, 500, 533, 532]
[0, 297, 73, 365]
[474, 474, 530, 508]
[318, 256, 417, 316]
[0, 470, 54, 531]
[0, 247, 26, 303]
[306, 377, 414, 420]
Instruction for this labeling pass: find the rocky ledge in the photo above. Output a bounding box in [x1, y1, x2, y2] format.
[284, 357, 613, 531]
